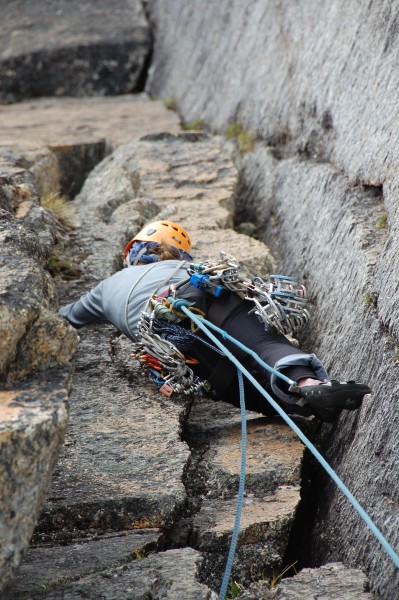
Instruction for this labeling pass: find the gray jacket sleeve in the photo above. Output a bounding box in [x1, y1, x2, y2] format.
[59, 280, 107, 328]
[58, 261, 190, 337]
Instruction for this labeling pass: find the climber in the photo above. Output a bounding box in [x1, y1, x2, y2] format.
[59, 220, 371, 422]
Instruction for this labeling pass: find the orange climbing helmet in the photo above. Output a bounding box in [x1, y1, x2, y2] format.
[123, 220, 192, 260]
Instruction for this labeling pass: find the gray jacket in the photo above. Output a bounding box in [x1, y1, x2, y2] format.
[59, 260, 189, 341]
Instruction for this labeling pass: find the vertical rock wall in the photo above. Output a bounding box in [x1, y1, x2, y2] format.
[146, 2, 399, 597]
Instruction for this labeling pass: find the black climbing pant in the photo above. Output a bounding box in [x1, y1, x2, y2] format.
[177, 284, 316, 416]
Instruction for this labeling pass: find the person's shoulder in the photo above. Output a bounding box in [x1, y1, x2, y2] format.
[156, 260, 184, 267]
[142, 259, 187, 270]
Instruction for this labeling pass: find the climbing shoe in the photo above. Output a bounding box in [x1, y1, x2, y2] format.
[298, 380, 371, 421]
[308, 405, 343, 423]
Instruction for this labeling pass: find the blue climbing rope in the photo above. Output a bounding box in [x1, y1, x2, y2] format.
[179, 306, 399, 590]
[218, 370, 247, 600]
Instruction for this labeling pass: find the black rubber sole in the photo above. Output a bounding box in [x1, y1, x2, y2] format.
[299, 380, 372, 411]
[310, 405, 343, 423]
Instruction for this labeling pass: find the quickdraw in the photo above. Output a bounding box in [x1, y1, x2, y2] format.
[183, 252, 310, 337]
[132, 252, 310, 396]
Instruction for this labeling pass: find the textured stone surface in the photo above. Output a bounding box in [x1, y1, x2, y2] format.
[147, 3, 399, 597]
[0, 0, 150, 102]
[0, 372, 70, 597]
[0, 95, 181, 198]
[238, 150, 399, 598]
[8, 131, 304, 598]
[272, 563, 374, 600]
[147, 0, 399, 183]
[0, 100, 208, 597]
[12, 530, 161, 595]
[0, 183, 78, 381]
[201, 418, 303, 497]
[0, 93, 178, 597]
[0, 129, 79, 594]
[0, 95, 181, 149]
[186, 399, 303, 586]
[35, 324, 191, 535]
[0, 159, 77, 595]
[0, 46, 376, 596]
[194, 487, 300, 587]
[238, 562, 374, 599]
[6, 134, 238, 598]
[13, 548, 215, 600]
[75, 131, 275, 280]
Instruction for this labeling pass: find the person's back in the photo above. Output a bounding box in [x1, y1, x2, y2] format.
[60, 259, 189, 340]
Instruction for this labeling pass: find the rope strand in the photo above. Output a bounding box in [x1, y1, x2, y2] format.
[218, 370, 247, 600]
[180, 306, 399, 586]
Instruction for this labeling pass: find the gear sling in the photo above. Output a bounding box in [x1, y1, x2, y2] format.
[133, 252, 319, 415]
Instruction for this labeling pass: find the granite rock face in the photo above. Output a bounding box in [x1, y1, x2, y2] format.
[1, 100, 375, 597]
[74, 131, 276, 279]
[0, 155, 78, 593]
[0, 94, 181, 148]
[15, 547, 215, 600]
[147, 2, 399, 597]
[0, 95, 181, 597]
[0, 2, 385, 593]
[237, 562, 374, 599]
[0, 0, 150, 102]
[0, 167, 78, 381]
[0, 373, 69, 598]
[0, 94, 183, 596]
[147, 0, 399, 183]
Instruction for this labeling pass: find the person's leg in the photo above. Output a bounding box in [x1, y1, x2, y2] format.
[206, 297, 371, 422]
[184, 295, 318, 415]
[214, 300, 323, 386]
[177, 287, 371, 422]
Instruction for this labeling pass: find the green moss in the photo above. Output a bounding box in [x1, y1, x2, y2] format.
[48, 253, 82, 280]
[132, 548, 154, 560]
[364, 291, 374, 307]
[226, 579, 244, 598]
[225, 122, 244, 139]
[162, 97, 178, 111]
[183, 119, 205, 131]
[224, 122, 255, 154]
[237, 130, 255, 154]
[376, 212, 388, 230]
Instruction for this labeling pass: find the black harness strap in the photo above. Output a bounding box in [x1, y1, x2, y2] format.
[203, 293, 246, 396]
[204, 354, 237, 395]
[176, 284, 247, 397]
[207, 292, 244, 328]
